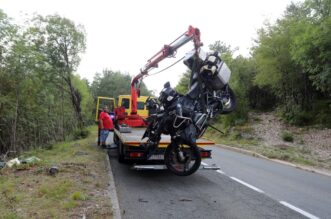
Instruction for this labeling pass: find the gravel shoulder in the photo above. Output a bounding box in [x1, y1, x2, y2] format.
[206, 112, 331, 171]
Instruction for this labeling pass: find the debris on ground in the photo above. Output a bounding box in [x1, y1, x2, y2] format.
[3, 156, 42, 168]
[21, 156, 41, 164]
[48, 166, 59, 176]
[6, 158, 21, 167]
[106, 144, 118, 149]
[0, 162, 6, 169]
[179, 198, 192, 202]
[138, 198, 148, 203]
[75, 151, 89, 156]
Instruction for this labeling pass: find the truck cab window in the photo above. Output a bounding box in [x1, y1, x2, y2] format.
[122, 98, 130, 109]
[137, 101, 145, 110]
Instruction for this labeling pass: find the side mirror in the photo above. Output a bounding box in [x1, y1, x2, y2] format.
[164, 81, 170, 88]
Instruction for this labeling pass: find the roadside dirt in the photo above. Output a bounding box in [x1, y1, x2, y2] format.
[250, 112, 331, 168]
[0, 127, 113, 219]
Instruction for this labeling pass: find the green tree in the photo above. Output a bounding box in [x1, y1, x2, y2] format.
[175, 70, 190, 94]
[289, 0, 331, 94]
[0, 11, 91, 155]
[72, 75, 94, 125]
[33, 14, 87, 128]
[252, 0, 330, 125]
[91, 69, 152, 99]
[210, 42, 254, 126]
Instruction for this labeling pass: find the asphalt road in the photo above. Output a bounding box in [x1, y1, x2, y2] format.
[203, 146, 331, 219]
[106, 132, 331, 219]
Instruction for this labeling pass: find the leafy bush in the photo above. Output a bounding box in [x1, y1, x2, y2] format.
[73, 128, 90, 140]
[314, 100, 331, 128]
[292, 111, 314, 126]
[71, 191, 87, 201]
[281, 132, 294, 142]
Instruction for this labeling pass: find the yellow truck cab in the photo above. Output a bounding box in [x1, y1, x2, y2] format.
[95, 96, 116, 122]
[117, 95, 149, 118]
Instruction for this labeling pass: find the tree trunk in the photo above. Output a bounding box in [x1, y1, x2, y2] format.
[66, 75, 83, 129]
[11, 94, 18, 154]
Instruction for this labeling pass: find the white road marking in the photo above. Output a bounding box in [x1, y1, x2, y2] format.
[280, 201, 319, 219]
[201, 161, 208, 166]
[230, 177, 265, 193]
[216, 170, 226, 175]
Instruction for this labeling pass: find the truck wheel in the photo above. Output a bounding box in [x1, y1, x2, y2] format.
[117, 141, 125, 163]
[113, 132, 119, 145]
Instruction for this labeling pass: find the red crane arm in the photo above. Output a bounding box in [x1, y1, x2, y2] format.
[130, 25, 202, 115]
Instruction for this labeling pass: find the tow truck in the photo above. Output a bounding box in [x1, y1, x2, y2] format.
[112, 26, 218, 171]
[96, 95, 150, 145]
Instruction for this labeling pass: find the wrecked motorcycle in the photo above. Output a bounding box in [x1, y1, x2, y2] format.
[142, 51, 236, 176]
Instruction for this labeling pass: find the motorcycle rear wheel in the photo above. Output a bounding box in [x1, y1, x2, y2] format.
[164, 142, 201, 176]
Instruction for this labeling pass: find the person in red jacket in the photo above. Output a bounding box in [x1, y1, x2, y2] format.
[99, 105, 114, 147]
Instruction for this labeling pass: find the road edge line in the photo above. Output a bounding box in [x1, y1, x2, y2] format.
[230, 176, 265, 193]
[216, 144, 331, 177]
[201, 161, 208, 166]
[105, 153, 121, 219]
[216, 169, 226, 175]
[280, 201, 319, 219]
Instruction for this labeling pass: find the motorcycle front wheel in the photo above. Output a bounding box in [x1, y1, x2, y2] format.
[164, 142, 201, 176]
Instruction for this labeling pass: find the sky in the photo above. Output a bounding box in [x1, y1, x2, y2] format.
[1, 0, 301, 94]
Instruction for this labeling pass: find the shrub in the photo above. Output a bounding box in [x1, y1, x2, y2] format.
[71, 191, 87, 201]
[73, 128, 90, 140]
[282, 132, 293, 142]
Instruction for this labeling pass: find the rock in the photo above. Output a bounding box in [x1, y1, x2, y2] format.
[138, 198, 148, 203]
[48, 166, 59, 176]
[179, 198, 192, 202]
[75, 151, 88, 156]
[89, 171, 97, 179]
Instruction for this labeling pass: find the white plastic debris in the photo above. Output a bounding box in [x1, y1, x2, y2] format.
[6, 158, 21, 168]
[21, 156, 41, 164]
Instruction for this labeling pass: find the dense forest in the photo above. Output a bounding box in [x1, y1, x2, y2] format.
[0, 0, 330, 156]
[0, 10, 150, 155]
[177, 0, 330, 128]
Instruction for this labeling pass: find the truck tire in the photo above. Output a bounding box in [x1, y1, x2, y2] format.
[164, 142, 201, 176]
[117, 140, 125, 163]
[113, 131, 119, 145]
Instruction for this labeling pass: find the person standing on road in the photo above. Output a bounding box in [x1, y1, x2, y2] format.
[99, 105, 114, 148]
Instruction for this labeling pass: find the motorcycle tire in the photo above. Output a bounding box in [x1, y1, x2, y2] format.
[221, 86, 237, 114]
[164, 142, 201, 176]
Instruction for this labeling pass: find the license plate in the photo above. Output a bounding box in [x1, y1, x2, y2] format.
[148, 154, 164, 160]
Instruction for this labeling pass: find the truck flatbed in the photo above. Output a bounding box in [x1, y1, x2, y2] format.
[114, 128, 214, 148]
[113, 127, 215, 163]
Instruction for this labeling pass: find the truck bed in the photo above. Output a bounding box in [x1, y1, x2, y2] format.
[115, 128, 214, 148]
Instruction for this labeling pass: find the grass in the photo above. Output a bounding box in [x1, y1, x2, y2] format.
[71, 191, 88, 201]
[0, 126, 113, 219]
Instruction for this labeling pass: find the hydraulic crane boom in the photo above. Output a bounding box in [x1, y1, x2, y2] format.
[130, 25, 202, 116]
